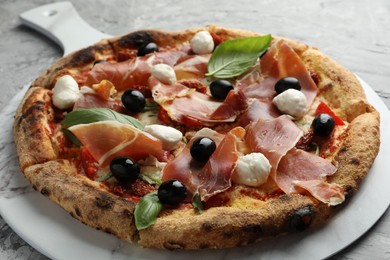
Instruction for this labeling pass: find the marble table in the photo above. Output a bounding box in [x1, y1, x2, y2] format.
[1, 0, 389, 259]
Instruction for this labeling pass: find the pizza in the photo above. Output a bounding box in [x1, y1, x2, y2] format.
[13, 25, 380, 250]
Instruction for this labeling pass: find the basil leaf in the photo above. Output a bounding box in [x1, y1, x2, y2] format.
[61, 108, 144, 130]
[135, 191, 163, 230]
[95, 172, 113, 182]
[206, 35, 272, 79]
[192, 193, 203, 214]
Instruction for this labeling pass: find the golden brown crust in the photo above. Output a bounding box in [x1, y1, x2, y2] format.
[24, 160, 137, 242]
[13, 25, 381, 250]
[13, 87, 56, 170]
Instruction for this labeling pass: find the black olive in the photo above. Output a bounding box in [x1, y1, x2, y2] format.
[274, 77, 302, 94]
[93, 60, 108, 66]
[158, 180, 187, 205]
[121, 89, 146, 113]
[289, 207, 314, 231]
[312, 113, 335, 137]
[137, 42, 159, 56]
[209, 80, 234, 99]
[109, 157, 140, 183]
[190, 137, 216, 163]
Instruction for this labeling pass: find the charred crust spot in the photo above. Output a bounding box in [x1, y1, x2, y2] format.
[223, 230, 234, 238]
[278, 194, 292, 202]
[202, 222, 214, 232]
[104, 228, 114, 235]
[75, 207, 82, 217]
[199, 243, 210, 249]
[242, 224, 262, 234]
[122, 209, 133, 218]
[70, 47, 96, 66]
[339, 146, 347, 153]
[95, 194, 114, 209]
[22, 101, 46, 119]
[163, 241, 184, 250]
[350, 157, 360, 165]
[117, 31, 154, 48]
[40, 187, 50, 196]
[288, 206, 315, 231]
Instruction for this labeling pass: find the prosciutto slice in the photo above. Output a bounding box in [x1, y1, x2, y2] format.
[86, 47, 190, 91]
[162, 127, 245, 201]
[150, 77, 246, 126]
[245, 116, 344, 205]
[69, 121, 166, 167]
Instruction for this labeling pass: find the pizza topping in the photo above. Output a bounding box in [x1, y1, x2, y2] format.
[109, 156, 140, 183]
[311, 113, 336, 137]
[68, 120, 166, 166]
[151, 64, 177, 85]
[121, 89, 146, 113]
[134, 191, 163, 230]
[206, 35, 272, 78]
[174, 54, 210, 80]
[315, 102, 345, 126]
[91, 80, 117, 100]
[143, 124, 183, 151]
[190, 31, 215, 54]
[272, 88, 307, 118]
[137, 42, 159, 56]
[52, 75, 80, 110]
[157, 180, 188, 205]
[190, 137, 217, 162]
[209, 79, 234, 99]
[274, 77, 302, 94]
[231, 152, 271, 187]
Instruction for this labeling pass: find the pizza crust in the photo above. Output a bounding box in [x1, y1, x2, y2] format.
[13, 25, 381, 250]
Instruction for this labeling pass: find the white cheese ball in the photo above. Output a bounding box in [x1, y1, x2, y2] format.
[151, 64, 177, 85]
[232, 153, 271, 187]
[52, 75, 80, 109]
[143, 124, 183, 151]
[272, 89, 307, 118]
[190, 31, 214, 54]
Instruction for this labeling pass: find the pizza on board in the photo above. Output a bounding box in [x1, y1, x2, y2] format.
[13, 25, 380, 249]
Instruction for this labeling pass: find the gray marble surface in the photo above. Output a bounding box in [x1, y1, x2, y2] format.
[0, 0, 389, 259]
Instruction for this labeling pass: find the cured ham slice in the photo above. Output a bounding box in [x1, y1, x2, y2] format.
[86, 47, 190, 91]
[68, 121, 166, 167]
[174, 54, 210, 80]
[162, 128, 225, 190]
[73, 93, 123, 112]
[245, 116, 344, 205]
[237, 40, 318, 125]
[162, 127, 245, 201]
[245, 115, 303, 172]
[150, 77, 246, 126]
[278, 149, 344, 205]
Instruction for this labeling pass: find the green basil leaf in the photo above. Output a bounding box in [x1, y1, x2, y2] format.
[61, 108, 144, 130]
[62, 128, 82, 146]
[192, 193, 203, 214]
[95, 172, 113, 182]
[206, 35, 272, 79]
[135, 191, 163, 230]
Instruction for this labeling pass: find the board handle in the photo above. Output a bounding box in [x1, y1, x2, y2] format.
[19, 2, 112, 55]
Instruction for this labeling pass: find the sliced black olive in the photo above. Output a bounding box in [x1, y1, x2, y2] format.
[209, 80, 234, 99]
[312, 113, 335, 137]
[93, 60, 108, 66]
[158, 180, 187, 205]
[190, 137, 216, 163]
[289, 207, 314, 231]
[137, 42, 158, 56]
[275, 77, 302, 94]
[121, 89, 146, 113]
[109, 157, 140, 183]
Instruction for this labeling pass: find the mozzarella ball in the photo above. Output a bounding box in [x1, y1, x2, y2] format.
[272, 89, 307, 118]
[143, 124, 183, 151]
[190, 31, 214, 54]
[52, 75, 80, 109]
[232, 153, 271, 187]
[151, 64, 177, 85]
